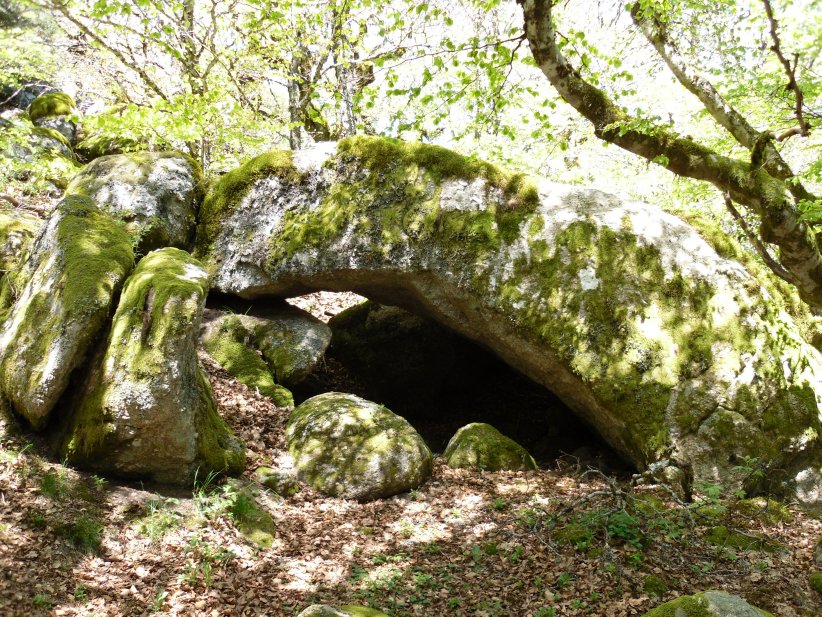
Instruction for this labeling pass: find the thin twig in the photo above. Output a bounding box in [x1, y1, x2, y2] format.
[762, 0, 809, 139]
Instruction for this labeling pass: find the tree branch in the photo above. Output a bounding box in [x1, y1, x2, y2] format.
[519, 0, 822, 306]
[630, 3, 811, 204]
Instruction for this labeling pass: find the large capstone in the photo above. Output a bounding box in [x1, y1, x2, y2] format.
[66, 151, 202, 253]
[286, 392, 432, 500]
[196, 136, 822, 510]
[59, 247, 244, 484]
[0, 196, 133, 429]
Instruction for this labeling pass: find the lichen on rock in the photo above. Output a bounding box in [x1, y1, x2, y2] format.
[0, 195, 133, 429]
[286, 392, 432, 501]
[444, 422, 537, 471]
[197, 136, 822, 511]
[59, 247, 244, 484]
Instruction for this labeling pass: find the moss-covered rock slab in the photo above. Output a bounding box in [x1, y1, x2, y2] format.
[641, 590, 773, 616]
[196, 136, 822, 511]
[66, 151, 202, 254]
[444, 422, 537, 471]
[201, 310, 294, 408]
[59, 248, 244, 484]
[286, 392, 432, 501]
[250, 303, 331, 388]
[297, 606, 389, 617]
[27, 92, 79, 144]
[0, 196, 133, 429]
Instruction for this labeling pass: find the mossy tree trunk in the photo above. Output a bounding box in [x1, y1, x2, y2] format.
[518, 0, 822, 308]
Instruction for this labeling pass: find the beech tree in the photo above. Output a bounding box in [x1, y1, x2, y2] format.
[517, 0, 822, 306]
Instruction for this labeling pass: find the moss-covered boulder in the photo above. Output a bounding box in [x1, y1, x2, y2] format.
[196, 136, 822, 511]
[59, 248, 244, 484]
[0, 196, 133, 429]
[201, 310, 294, 408]
[444, 423, 537, 471]
[640, 591, 773, 616]
[27, 92, 79, 144]
[297, 606, 389, 617]
[66, 152, 202, 254]
[286, 392, 432, 500]
[0, 118, 79, 191]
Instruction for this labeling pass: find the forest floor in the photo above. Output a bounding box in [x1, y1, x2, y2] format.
[1, 292, 821, 617]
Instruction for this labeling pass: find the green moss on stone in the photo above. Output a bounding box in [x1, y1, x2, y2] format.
[195, 150, 298, 257]
[28, 92, 76, 123]
[732, 497, 793, 525]
[444, 422, 537, 471]
[809, 572, 822, 594]
[229, 489, 276, 549]
[0, 196, 133, 429]
[194, 368, 246, 475]
[640, 594, 714, 617]
[31, 126, 71, 150]
[268, 136, 539, 266]
[203, 315, 294, 408]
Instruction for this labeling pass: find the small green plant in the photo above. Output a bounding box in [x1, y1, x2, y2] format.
[32, 594, 52, 609]
[181, 535, 234, 587]
[60, 514, 104, 553]
[422, 541, 442, 555]
[534, 607, 556, 617]
[482, 542, 499, 556]
[491, 497, 508, 511]
[73, 584, 88, 602]
[39, 469, 69, 499]
[137, 499, 180, 542]
[555, 572, 572, 590]
[447, 596, 461, 608]
[508, 544, 525, 563]
[151, 587, 168, 612]
[516, 507, 539, 529]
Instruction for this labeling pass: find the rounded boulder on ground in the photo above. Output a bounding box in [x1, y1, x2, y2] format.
[27, 91, 79, 144]
[286, 392, 432, 501]
[641, 591, 774, 616]
[444, 422, 537, 471]
[297, 606, 389, 617]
